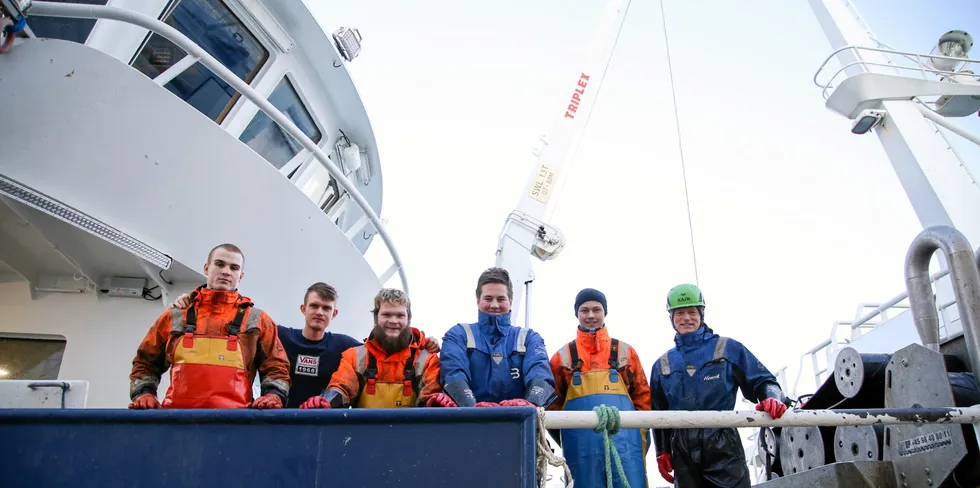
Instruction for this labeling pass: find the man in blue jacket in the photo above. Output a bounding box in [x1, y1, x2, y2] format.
[651, 284, 787, 488]
[429, 267, 556, 408]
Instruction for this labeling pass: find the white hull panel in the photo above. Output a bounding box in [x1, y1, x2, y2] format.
[0, 39, 383, 405]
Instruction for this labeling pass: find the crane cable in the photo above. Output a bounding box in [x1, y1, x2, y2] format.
[659, 0, 700, 286]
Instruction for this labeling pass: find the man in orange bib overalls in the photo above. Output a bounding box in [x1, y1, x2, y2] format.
[549, 288, 652, 488]
[299, 288, 441, 409]
[128, 243, 291, 409]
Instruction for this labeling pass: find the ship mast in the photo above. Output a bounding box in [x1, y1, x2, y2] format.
[807, 0, 980, 338]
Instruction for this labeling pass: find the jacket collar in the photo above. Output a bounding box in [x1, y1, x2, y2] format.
[476, 311, 512, 338]
[192, 285, 248, 306]
[576, 324, 609, 353]
[674, 324, 715, 350]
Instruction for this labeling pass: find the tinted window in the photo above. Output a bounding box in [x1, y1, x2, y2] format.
[298, 162, 341, 211]
[26, 0, 108, 44]
[132, 0, 269, 122]
[0, 335, 67, 380]
[239, 77, 323, 169]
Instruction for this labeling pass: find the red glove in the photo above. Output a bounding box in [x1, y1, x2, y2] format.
[475, 401, 501, 407]
[128, 393, 160, 409]
[248, 394, 283, 409]
[500, 399, 534, 407]
[299, 396, 331, 409]
[426, 393, 458, 408]
[657, 452, 674, 483]
[756, 397, 787, 419]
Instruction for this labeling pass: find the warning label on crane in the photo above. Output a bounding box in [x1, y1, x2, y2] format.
[529, 163, 556, 203]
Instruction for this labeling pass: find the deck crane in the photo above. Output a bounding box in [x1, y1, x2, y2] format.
[494, 0, 632, 326]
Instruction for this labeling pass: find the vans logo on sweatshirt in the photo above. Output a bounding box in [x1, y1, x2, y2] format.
[296, 354, 319, 376]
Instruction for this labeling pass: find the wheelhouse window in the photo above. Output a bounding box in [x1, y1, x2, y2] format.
[131, 0, 269, 122]
[25, 0, 109, 44]
[297, 161, 341, 212]
[0, 334, 67, 380]
[239, 77, 323, 169]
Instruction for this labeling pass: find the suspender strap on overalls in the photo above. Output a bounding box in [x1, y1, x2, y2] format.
[363, 348, 420, 397]
[182, 302, 251, 350]
[608, 338, 620, 383]
[568, 338, 621, 385]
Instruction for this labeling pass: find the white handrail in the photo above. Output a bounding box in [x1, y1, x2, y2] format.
[25, 1, 410, 294]
[813, 44, 980, 89]
[542, 405, 980, 429]
[791, 269, 951, 397]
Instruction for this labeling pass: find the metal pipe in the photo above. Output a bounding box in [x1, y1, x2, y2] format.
[545, 405, 980, 430]
[917, 105, 980, 148]
[905, 226, 980, 379]
[542, 405, 980, 430]
[523, 280, 532, 330]
[24, 1, 411, 294]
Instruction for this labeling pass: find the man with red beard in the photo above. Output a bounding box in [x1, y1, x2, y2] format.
[299, 288, 441, 408]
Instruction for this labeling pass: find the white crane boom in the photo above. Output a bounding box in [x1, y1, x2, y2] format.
[494, 0, 632, 325]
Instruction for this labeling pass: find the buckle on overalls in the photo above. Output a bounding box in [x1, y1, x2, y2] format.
[366, 378, 377, 395]
[226, 335, 238, 351]
[182, 332, 194, 348]
[403, 380, 413, 397]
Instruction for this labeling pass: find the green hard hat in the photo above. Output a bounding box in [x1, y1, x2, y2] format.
[666, 283, 705, 311]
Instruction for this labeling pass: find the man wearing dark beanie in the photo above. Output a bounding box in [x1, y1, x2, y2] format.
[548, 287, 652, 488]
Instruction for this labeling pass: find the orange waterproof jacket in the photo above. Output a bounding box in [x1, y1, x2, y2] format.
[129, 286, 291, 406]
[326, 328, 441, 408]
[548, 326, 652, 411]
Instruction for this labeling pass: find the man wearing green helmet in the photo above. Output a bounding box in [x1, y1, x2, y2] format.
[650, 283, 787, 487]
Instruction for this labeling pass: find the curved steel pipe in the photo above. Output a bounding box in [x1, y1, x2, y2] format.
[905, 226, 980, 377]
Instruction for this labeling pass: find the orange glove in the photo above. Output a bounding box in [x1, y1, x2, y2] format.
[475, 401, 501, 407]
[426, 393, 457, 408]
[500, 399, 534, 407]
[756, 398, 787, 419]
[299, 396, 331, 409]
[657, 452, 674, 483]
[248, 394, 283, 409]
[128, 393, 160, 409]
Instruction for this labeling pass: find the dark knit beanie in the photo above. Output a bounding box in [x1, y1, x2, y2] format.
[574, 288, 607, 317]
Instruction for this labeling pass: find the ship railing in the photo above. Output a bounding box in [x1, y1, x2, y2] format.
[791, 243, 980, 399]
[541, 404, 980, 429]
[813, 44, 980, 105]
[790, 270, 949, 398]
[20, 1, 410, 294]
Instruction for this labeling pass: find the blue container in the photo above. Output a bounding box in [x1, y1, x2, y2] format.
[0, 407, 538, 487]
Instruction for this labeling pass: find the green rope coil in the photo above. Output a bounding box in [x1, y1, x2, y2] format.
[592, 405, 630, 488]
